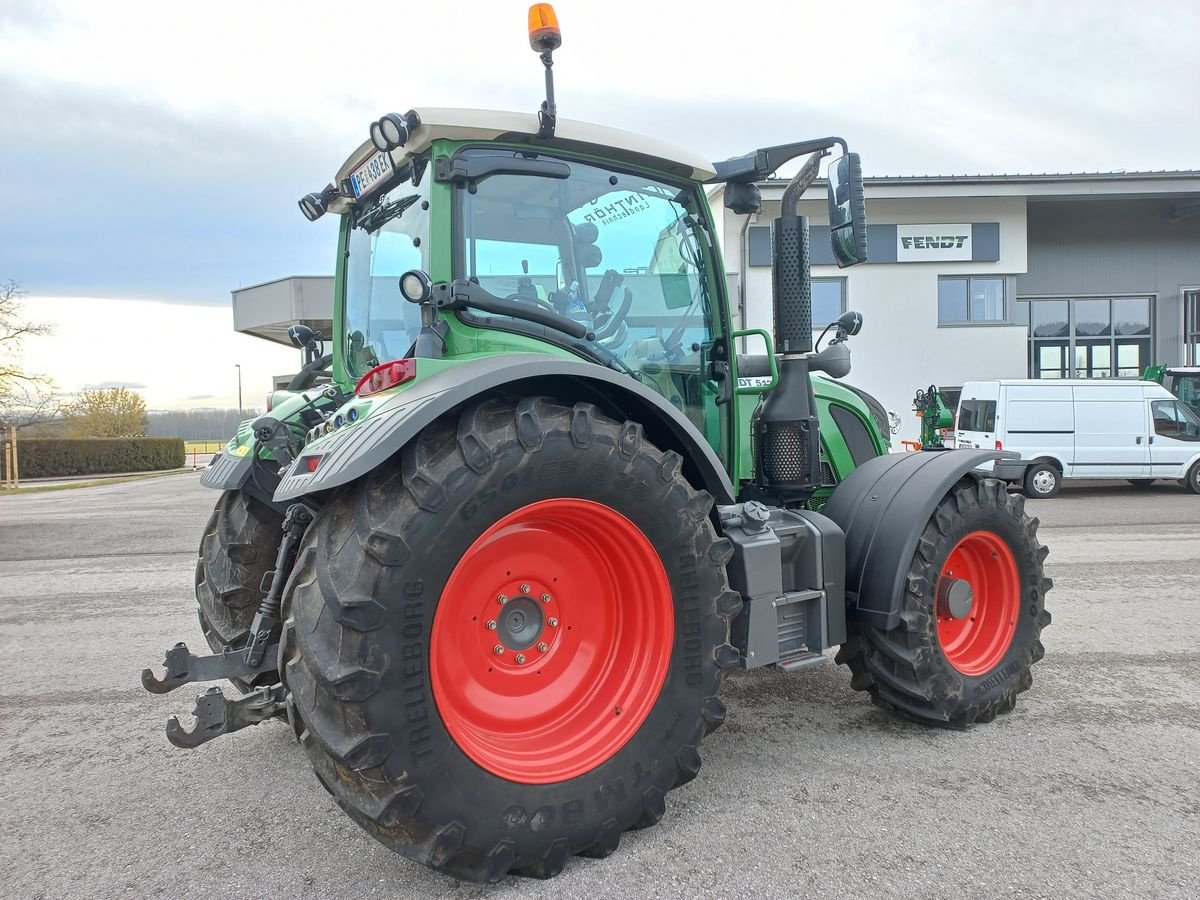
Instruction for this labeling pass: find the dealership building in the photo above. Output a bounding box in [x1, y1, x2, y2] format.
[710, 169, 1200, 439]
[234, 168, 1200, 443]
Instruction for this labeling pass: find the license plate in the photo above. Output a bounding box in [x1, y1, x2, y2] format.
[349, 151, 394, 199]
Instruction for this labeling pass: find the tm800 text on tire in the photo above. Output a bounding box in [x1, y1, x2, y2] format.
[280, 397, 741, 882]
[837, 477, 1052, 728]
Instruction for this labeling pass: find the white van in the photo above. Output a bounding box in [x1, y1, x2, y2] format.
[956, 379, 1200, 498]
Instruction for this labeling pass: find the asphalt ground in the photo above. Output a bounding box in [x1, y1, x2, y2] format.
[0, 475, 1197, 899]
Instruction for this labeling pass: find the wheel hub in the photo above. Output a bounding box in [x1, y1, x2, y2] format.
[936, 576, 974, 620]
[496, 595, 544, 651]
[935, 530, 1020, 676]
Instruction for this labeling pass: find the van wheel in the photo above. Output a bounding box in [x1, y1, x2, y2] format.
[1127, 479, 1155, 489]
[1023, 463, 1061, 499]
[1185, 462, 1200, 495]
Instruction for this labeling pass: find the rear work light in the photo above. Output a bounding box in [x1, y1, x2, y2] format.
[355, 359, 417, 397]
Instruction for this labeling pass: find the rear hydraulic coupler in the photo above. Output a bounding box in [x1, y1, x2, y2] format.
[244, 503, 313, 667]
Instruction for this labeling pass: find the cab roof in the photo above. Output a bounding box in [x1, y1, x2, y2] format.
[326, 107, 716, 213]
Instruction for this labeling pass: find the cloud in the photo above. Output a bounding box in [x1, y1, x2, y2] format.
[184, 393, 216, 401]
[2, 0, 1197, 311]
[80, 381, 148, 390]
[0, 76, 340, 304]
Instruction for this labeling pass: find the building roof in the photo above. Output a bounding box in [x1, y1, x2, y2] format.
[733, 168, 1200, 205]
[764, 169, 1200, 186]
[324, 108, 716, 214]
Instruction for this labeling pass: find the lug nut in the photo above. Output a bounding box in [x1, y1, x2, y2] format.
[486, 620, 497, 630]
[520, 583, 531, 594]
[537, 642, 548, 652]
[548, 617, 559, 627]
[540, 593, 551, 603]
[497, 594, 508, 605]
[515, 653, 526, 664]
[493, 645, 504, 655]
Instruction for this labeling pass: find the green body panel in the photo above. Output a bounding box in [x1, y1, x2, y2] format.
[1143, 364, 1165, 384]
[732, 373, 889, 505]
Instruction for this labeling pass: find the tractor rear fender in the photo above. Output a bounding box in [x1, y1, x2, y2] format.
[821, 449, 1012, 631]
[273, 353, 737, 505]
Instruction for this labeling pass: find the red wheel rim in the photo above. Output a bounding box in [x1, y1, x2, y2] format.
[935, 531, 1020, 676]
[430, 498, 674, 784]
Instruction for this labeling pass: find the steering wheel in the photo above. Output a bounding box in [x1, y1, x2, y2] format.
[287, 354, 333, 391]
[593, 287, 633, 342]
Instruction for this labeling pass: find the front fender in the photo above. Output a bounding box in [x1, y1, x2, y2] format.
[822, 449, 1011, 631]
[273, 354, 736, 504]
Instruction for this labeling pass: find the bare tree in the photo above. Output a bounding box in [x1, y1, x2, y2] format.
[0, 280, 56, 431]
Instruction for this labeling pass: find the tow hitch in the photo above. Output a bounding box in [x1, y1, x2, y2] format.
[165, 683, 288, 748]
[142, 503, 313, 747]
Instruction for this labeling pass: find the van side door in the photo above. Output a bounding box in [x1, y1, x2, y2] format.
[1148, 399, 1200, 478]
[1004, 384, 1073, 468]
[1071, 390, 1149, 478]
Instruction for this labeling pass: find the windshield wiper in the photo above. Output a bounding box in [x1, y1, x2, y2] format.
[357, 193, 420, 234]
[432, 279, 593, 341]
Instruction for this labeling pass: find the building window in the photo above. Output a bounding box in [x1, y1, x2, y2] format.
[1186, 290, 1200, 365]
[812, 278, 846, 330]
[938, 276, 1005, 324]
[1016, 296, 1152, 379]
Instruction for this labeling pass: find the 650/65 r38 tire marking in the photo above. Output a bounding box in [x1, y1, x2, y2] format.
[431, 498, 674, 784]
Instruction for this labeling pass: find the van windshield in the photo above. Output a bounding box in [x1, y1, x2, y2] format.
[959, 399, 997, 432]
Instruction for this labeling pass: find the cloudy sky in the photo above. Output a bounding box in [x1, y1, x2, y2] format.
[3, 0, 1198, 408]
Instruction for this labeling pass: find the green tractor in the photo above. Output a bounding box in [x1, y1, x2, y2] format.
[143, 5, 1052, 883]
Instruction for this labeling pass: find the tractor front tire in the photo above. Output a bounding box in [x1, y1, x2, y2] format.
[281, 397, 739, 882]
[195, 490, 283, 688]
[836, 477, 1051, 728]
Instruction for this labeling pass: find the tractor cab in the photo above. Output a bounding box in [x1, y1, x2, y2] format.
[322, 110, 726, 445]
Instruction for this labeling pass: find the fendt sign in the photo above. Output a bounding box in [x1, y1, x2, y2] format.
[896, 224, 973, 262]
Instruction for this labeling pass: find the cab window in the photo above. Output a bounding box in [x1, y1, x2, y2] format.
[1151, 400, 1200, 441]
[958, 399, 996, 432]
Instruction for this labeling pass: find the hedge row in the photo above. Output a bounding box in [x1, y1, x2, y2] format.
[1, 438, 185, 479]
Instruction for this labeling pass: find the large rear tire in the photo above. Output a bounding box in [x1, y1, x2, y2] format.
[281, 397, 740, 882]
[836, 477, 1051, 727]
[195, 490, 283, 688]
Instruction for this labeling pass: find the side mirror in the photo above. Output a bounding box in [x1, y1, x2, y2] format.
[287, 324, 318, 350]
[834, 310, 863, 338]
[826, 153, 868, 267]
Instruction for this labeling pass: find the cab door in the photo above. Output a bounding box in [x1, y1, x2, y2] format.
[1148, 399, 1200, 477]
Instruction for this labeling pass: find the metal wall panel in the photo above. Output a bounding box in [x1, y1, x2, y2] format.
[1017, 199, 1200, 366]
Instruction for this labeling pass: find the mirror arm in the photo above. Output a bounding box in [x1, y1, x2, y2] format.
[713, 137, 848, 184]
